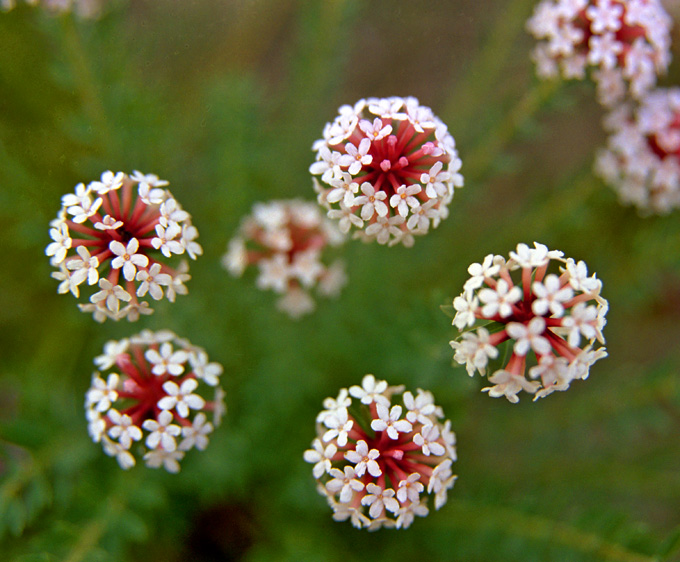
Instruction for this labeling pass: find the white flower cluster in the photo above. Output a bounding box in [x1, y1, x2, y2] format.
[595, 88, 680, 214]
[304, 375, 457, 530]
[46, 171, 202, 322]
[527, 0, 671, 106]
[1, 0, 104, 18]
[222, 199, 347, 318]
[450, 242, 608, 402]
[310, 96, 463, 247]
[86, 330, 226, 473]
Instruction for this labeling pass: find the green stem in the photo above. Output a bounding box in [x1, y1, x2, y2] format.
[442, 498, 659, 562]
[59, 14, 115, 155]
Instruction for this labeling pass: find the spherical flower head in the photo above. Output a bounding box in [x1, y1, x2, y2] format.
[85, 330, 225, 472]
[448, 243, 608, 402]
[526, 0, 672, 106]
[304, 375, 457, 530]
[1, 0, 105, 19]
[46, 171, 202, 322]
[595, 88, 680, 214]
[221, 199, 347, 319]
[310, 97, 463, 247]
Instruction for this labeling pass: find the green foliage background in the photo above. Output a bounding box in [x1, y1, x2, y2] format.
[1, 0, 680, 560]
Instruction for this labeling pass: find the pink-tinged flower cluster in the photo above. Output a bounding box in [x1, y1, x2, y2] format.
[86, 330, 225, 473]
[222, 199, 347, 319]
[526, 0, 672, 106]
[449, 242, 608, 402]
[595, 88, 680, 214]
[310, 96, 463, 247]
[1, 0, 103, 18]
[304, 375, 457, 530]
[46, 171, 202, 322]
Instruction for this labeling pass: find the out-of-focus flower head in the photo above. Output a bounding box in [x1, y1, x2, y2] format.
[86, 330, 225, 472]
[310, 96, 463, 247]
[304, 375, 457, 530]
[222, 199, 347, 319]
[1, 0, 104, 19]
[46, 171, 202, 322]
[595, 87, 680, 214]
[526, 0, 672, 106]
[449, 242, 608, 402]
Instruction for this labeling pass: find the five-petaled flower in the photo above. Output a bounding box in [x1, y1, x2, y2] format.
[222, 199, 347, 319]
[526, 0, 672, 106]
[304, 374, 457, 530]
[449, 242, 608, 402]
[85, 330, 225, 472]
[46, 171, 202, 322]
[311, 96, 463, 246]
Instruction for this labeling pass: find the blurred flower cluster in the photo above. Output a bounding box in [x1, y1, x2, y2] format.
[222, 199, 347, 318]
[1, 0, 104, 18]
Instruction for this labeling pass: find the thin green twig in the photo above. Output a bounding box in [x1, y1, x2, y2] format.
[442, 499, 660, 562]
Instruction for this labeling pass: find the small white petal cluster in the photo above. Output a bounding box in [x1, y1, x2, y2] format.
[85, 330, 225, 473]
[595, 88, 680, 214]
[449, 242, 608, 402]
[304, 375, 457, 530]
[222, 199, 347, 319]
[526, 0, 672, 106]
[1, 0, 104, 18]
[46, 171, 201, 322]
[310, 97, 463, 247]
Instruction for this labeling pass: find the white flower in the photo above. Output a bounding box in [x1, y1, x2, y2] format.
[403, 389, 437, 425]
[107, 409, 143, 449]
[389, 184, 422, 218]
[89, 170, 124, 194]
[304, 438, 338, 478]
[349, 374, 389, 407]
[256, 254, 291, 294]
[86, 373, 119, 412]
[145, 342, 189, 376]
[179, 412, 213, 451]
[188, 350, 223, 386]
[136, 263, 172, 300]
[90, 279, 132, 313]
[345, 440, 381, 477]
[158, 378, 206, 418]
[482, 370, 540, 403]
[130, 170, 168, 204]
[142, 410, 181, 452]
[396, 473, 424, 503]
[339, 138, 373, 175]
[151, 222, 184, 258]
[506, 317, 552, 356]
[371, 404, 412, 440]
[143, 448, 184, 473]
[562, 302, 599, 347]
[322, 407, 353, 447]
[45, 222, 71, 264]
[413, 424, 446, 456]
[450, 327, 499, 377]
[361, 484, 399, 519]
[326, 466, 365, 503]
[66, 245, 100, 286]
[531, 274, 574, 317]
[110, 238, 149, 282]
[478, 278, 522, 318]
[353, 182, 388, 221]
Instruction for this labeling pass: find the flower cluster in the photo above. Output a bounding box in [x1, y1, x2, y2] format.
[222, 199, 347, 318]
[46, 171, 202, 322]
[1, 0, 103, 18]
[85, 330, 226, 473]
[310, 96, 463, 247]
[526, 0, 672, 106]
[595, 88, 680, 214]
[304, 375, 457, 530]
[449, 242, 608, 402]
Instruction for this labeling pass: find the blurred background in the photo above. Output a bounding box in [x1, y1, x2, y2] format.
[1, 0, 680, 560]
